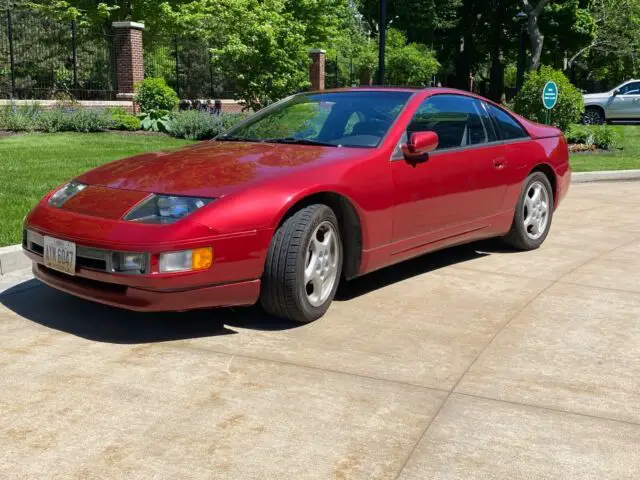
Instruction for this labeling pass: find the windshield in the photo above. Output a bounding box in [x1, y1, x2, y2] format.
[222, 91, 413, 148]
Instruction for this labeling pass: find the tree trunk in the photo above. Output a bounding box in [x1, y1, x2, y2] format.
[527, 11, 544, 70]
[455, 0, 477, 90]
[488, 1, 505, 102]
[521, 0, 550, 71]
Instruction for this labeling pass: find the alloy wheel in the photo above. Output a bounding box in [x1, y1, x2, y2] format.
[304, 221, 339, 307]
[523, 181, 550, 240]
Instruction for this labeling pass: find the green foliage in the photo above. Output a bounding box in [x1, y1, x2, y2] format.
[385, 30, 440, 86]
[211, 0, 310, 110]
[110, 113, 141, 131]
[168, 111, 247, 140]
[135, 78, 179, 112]
[566, 124, 617, 150]
[139, 109, 173, 133]
[514, 67, 584, 132]
[0, 103, 42, 132]
[0, 104, 131, 133]
[38, 109, 113, 132]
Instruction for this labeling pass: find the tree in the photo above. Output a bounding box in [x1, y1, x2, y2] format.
[384, 30, 440, 86]
[210, 0, 310, 110]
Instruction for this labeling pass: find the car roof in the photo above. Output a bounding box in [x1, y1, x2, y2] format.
[310, 86, 490, 97]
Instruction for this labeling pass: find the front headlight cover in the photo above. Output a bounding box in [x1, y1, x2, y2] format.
[124, 195, 213, 224]
[48, 181, 87, 208]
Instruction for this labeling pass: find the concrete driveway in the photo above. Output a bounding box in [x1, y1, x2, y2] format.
[1, 181, 639, 479]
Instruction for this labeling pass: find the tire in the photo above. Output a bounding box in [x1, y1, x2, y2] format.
[583, 107, 605, 125]
[260, 204, 343, 323]
[503, 172, 554, 251]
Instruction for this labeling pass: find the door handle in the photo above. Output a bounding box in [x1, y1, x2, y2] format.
[493, 159, 507, 170]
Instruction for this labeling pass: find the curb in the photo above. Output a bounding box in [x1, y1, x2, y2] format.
[572, 169, 640, 183]
[0, 244, 29, 276]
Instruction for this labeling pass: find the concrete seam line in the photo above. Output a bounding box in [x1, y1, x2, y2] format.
[392, 235, 640, 480]
[455, 392, 640, 428]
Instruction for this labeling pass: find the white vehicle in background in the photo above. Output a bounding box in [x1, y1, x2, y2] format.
[583, 80, 640, 124]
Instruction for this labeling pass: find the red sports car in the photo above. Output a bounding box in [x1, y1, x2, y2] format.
[24, 88, 570, 323]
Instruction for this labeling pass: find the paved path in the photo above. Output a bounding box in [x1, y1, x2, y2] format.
[1, 182, 639, 479]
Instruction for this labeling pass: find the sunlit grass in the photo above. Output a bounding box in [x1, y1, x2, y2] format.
[0, 132, 194, 246]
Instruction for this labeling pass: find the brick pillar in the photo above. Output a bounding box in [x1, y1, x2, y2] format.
[112, 21, 145, 100]
[309, 49, 326, 91]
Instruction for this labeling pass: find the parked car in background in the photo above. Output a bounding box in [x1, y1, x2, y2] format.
[23, 88, 571, 323]
[583, 80, 640, 124]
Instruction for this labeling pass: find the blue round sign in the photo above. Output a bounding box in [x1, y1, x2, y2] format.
[542, 81, 558, 110]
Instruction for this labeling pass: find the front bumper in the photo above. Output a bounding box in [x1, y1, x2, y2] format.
[30, 260, 261, 312]
[23, 203, 272, 311]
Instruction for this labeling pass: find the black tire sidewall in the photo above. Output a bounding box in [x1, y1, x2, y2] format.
[512, 172, 554, 250]
[294, 207, 343, 321]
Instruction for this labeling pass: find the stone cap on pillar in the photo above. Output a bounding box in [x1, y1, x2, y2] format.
[309, 49, 327, 54]
[112, 21, 145, 30]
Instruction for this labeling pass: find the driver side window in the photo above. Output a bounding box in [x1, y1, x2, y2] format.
[620, 82, 640, 95]
[406, 95, 497, 151]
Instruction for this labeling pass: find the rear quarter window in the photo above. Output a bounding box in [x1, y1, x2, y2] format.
[485, 104, 529, 141]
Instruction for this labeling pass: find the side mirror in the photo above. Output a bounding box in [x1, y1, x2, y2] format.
[613, 89, 621, 96]
[402, 131, 439, 163]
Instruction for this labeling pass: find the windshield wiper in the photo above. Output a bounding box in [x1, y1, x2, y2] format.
[215, 135, 255, 142]
[263, 137, 340, 147]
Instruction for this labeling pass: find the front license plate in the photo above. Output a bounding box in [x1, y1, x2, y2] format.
[44, 236, 76, 276]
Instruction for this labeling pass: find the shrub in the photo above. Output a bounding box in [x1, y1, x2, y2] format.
[169, 110, 218, 140]
[139, 109, 173, 133]
[168, 111, 249, 140]
[565, 124, 617, 150]
[514, 66, 584, 132]
[0, 103, 42, 132]
[38, 109, 112, 133]
[110, 113, 140, 131]
[135, 78, 179, 112]
[37, 109, 68, 133]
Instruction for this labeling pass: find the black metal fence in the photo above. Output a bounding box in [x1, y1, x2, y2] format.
[0, 9, 117, 100]
[144, 35, 236, 100]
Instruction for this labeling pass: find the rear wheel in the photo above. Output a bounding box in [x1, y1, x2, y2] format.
[260, 205, 343, 323]
[583, 107, 605, 125]
[503, 172, 554, 251]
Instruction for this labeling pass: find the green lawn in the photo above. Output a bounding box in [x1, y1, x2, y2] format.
[570, 125, 640, 172]
[0, 132, 195, 247]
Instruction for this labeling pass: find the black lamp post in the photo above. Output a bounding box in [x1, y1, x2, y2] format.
[515, 11, 528, 93]
[377, 0, 386, 85]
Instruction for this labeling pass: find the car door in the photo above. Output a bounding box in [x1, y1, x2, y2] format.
[608, 82, 640, 119]
[391, 94, 508, 249]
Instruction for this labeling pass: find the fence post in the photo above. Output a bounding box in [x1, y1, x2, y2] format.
[112, 21, 145, 100]
[309, 49, 326, 91]
[174, 36, 180, 98]
[71, 20, 78, 90]
[7, 9, 15, 98]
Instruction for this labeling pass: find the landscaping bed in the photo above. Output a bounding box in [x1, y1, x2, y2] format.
[568, 125, 640, 172]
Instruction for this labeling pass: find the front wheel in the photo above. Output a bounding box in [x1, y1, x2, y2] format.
[503, 172, 554, 251]
[260, 204, 343, 323]
[583, 107, 605, 125]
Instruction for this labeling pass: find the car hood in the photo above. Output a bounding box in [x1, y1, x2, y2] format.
[76, 141, 367, 198]
[583, 93, 610, 100]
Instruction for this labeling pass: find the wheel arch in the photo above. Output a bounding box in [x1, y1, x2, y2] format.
[275, 191, 363, 280]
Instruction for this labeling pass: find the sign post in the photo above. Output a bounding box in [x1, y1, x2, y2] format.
[542, 81, 558, 125]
